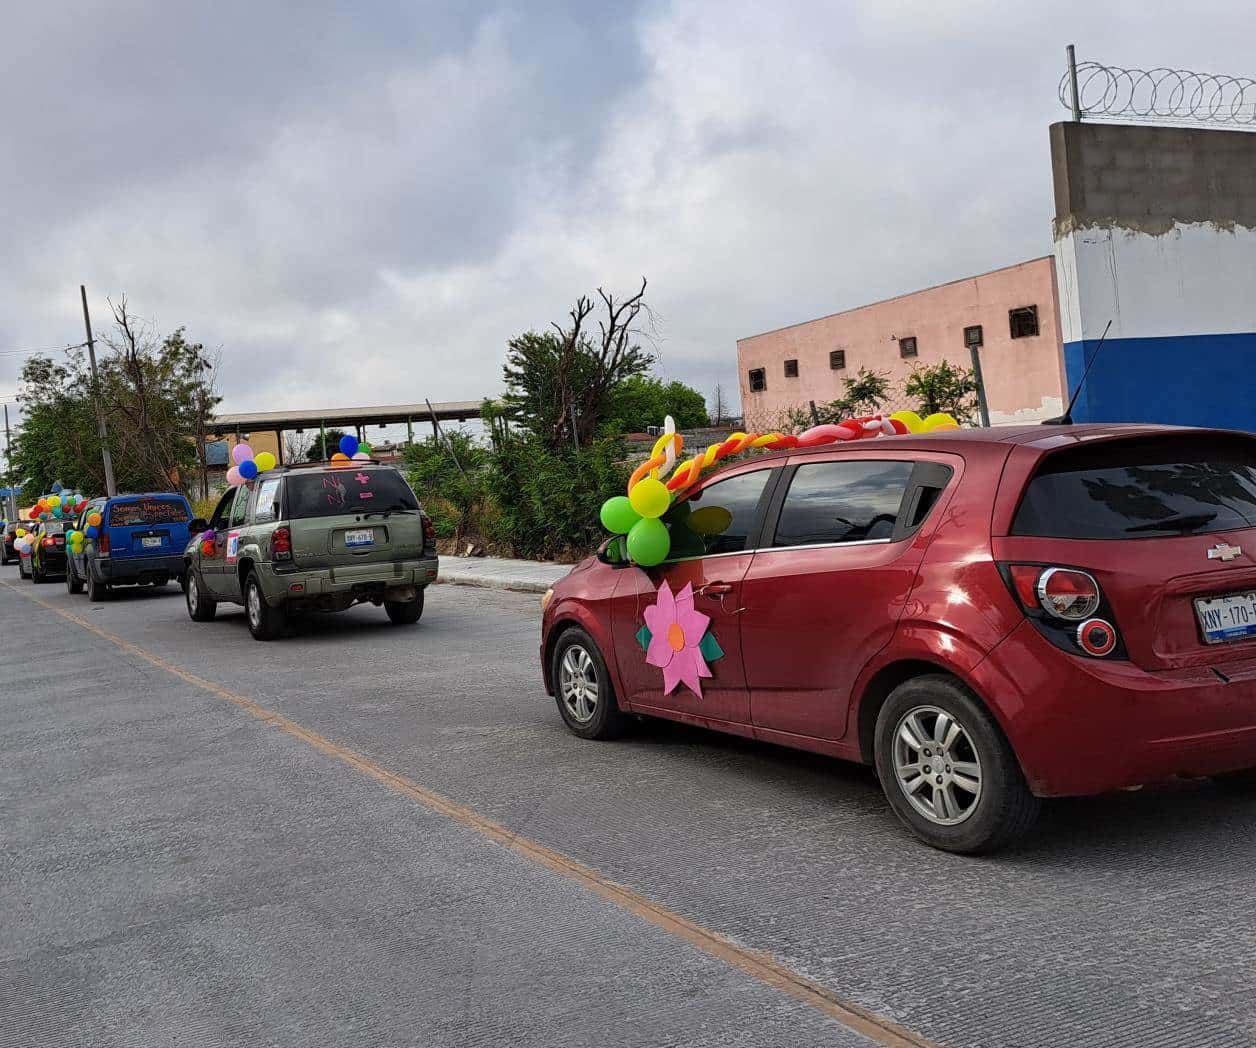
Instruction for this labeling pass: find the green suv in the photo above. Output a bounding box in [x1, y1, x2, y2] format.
[184, 462, 438, 640]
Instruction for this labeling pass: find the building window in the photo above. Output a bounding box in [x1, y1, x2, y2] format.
[829, 349, 846, 370]
[748, 368, 767, 392]
[784, 359, 799, 378]
[964, 325, 984, 348]
[898, 336, 918, 359]
[1009, 306, 1039, 339]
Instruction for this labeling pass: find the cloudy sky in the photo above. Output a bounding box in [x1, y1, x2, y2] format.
[2, 0, 1252, 424]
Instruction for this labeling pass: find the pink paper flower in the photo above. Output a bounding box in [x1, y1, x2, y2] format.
[643, 580, 713, 698]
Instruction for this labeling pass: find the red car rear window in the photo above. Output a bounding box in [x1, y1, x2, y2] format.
[1012, 435, 1256, 539]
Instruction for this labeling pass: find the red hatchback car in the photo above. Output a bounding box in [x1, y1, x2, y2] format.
[541, 424, 1256, 852]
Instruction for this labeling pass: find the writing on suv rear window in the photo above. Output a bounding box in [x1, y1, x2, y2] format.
[110, 499, 188, 527]
[1012, 436, 1256, 539]
[285, 468, 420, 519]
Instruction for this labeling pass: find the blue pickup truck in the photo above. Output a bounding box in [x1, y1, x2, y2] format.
[66, 492, 195, 601]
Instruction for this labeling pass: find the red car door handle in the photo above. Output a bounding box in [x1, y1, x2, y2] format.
[700, 582, 734, 597]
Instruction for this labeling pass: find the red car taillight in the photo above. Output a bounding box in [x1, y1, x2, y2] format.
[98, 532, 110, 554]
[272, 526, 292, 562]
[42, 537, 55, 548]
[1009, 565, 1100, 620]
[421, 513, 435, 547]
[1003, 563, 1121, 659]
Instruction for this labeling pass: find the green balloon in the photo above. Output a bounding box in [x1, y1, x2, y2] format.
[626, 517, 670, 566]
[600, 495, 641, 535]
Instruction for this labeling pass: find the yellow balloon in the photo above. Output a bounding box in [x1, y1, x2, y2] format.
[921, 412, 960, 432]
[15, 528, 25, 538]
[689, 505, 733, 536]
[254, 451, 277, 472]
[628, 477, 671, 519]
[890, 409, 925, 433]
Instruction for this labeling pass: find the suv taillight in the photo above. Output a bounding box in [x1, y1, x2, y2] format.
[42, 537, 55, 548]
[421, 513, 435, 548]
[1002, 563, 1122, 659]
[272, 526, 292, 562]
[97, 532, 110, 554]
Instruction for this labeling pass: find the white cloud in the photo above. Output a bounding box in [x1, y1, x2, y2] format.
[2, 0, 1253, 425]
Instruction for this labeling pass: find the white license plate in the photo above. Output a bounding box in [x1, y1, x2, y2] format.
[142, 536, 162, 548]
[1195, 591, 1256, 644]
[345, 528, 374, 548]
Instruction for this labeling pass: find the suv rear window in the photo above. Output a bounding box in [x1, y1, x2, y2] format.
[109, 498, 189, 527]
[1012, 436, 1256, 539]
[285, 467, 420, 519]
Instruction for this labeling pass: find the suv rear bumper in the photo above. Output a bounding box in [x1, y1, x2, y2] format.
[977, 619, 1256, 796]
[94, 553, 185, 584]
[256, 556, 439, 604]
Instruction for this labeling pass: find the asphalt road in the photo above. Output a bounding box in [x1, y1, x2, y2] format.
[2, 565, 1255, 1048]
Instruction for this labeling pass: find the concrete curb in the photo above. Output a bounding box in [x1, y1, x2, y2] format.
[434, 575, 553, 595]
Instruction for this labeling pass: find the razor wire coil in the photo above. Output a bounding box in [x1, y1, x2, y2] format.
[1060, 61, 1256, 127]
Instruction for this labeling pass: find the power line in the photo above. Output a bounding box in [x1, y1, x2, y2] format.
[0, 341, 88, 359]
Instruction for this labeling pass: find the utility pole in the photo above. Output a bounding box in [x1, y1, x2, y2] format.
[968, 339, 992, 427]
[1066, 44, 1082, 122]
[80, 285, 117, 496]
[3, 403, 16, 520]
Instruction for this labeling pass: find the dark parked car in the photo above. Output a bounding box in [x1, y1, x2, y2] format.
[1, 520, 21, 565]
[26, 520, 68, 582]
[540, 424, 1256, 853]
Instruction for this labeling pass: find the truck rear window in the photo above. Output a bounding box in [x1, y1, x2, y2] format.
[285, 468, 420, 519]
[109, 499, 189, 527]
[1012, 436, 1256, 539]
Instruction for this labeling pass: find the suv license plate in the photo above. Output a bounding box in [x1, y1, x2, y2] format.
[1195, 591, 1256, 644]
[142, 536, 162, 548]
[345, 528, 374, 548]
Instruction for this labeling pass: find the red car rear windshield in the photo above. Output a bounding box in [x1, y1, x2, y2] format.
[285, 468, 419, 519]
[1012, 435, 1256, 539]
[109, 499, 189, 526]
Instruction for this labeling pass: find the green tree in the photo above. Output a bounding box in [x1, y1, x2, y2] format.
[13, 300, 217, 496]
[501, 279, 653, 449]
[904, 360, 981, 424]
[605, 376, 710, 432]
[305, 428, 348, 461]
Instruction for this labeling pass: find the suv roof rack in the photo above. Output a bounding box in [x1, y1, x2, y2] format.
[268, 458, 384, 472]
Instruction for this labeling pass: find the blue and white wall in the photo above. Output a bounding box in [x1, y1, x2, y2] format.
[1051, 121, 1256, 429]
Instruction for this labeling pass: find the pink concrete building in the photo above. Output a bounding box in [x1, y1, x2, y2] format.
[737, 257, 1066, 430]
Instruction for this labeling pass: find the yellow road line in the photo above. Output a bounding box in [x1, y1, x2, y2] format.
[2, 581, 937, 1048]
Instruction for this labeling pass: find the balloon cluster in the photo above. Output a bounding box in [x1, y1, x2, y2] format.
[14, 490, 93, 554]
[601, 410, 960, 567]
[199, 528, 218, 557]
[226, 443, 277, 486]
[330, 433, 373, 470]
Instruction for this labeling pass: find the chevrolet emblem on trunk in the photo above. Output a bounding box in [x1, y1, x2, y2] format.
[1207, 543, 1243, 562]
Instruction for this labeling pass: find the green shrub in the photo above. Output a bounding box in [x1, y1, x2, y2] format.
[487, 437, 628, 559]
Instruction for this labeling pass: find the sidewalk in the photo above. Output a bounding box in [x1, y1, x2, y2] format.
[435, 555, 573, 594]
